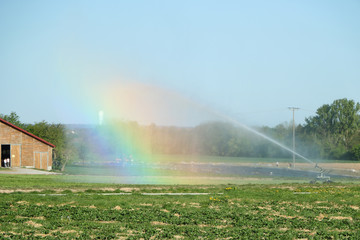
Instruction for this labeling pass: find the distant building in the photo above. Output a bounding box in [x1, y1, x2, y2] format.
[0, 118, 55, 170]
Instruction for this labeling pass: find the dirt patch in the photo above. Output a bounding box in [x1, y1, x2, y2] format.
[209, 205, 220, 210]
[117, 237, 127, 240]
[318, 163, 360, 171]
[26, 221, 42, 228]
[61, 230, 78, 234]
[316, 213, 326, 221]
[330, 216, 353, 221]
[275, 214, 297, 219]
[98, 187, 117, 191]
[190, 202, 201, 208]
[59, 201, 76, 207]
[0, 189, 44, 193]
[216, 225, 231, 229]
[258, 206, 272, 210]
[151, 221, 170, 226]
[350, 205, 359, 210]
[174, 235, 184, 239]
[120, 187, 140, 192]
[139, 203, 153, 206]
[0, 188, 79, 193]
[34, 233, 51, 237]
[113, 206, 122, 210]
[0, 167, 61, 175]
[295, 162, 360, 176]
[198, 224, 209, 227]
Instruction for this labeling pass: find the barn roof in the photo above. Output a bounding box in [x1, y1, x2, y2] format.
[0, 118, 56, 148]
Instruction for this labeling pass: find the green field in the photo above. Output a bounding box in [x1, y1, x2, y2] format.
[1, 175, 360, 239]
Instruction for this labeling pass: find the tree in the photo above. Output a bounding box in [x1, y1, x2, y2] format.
[0, 112, 27, 129]
[27, 121, 68, 170]
[194, 122, 237, 156]
[351, 144, 360, 161]
[304, 98, 360, 159]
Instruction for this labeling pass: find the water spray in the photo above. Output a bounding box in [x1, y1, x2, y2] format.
[88, 83, 331, 182]
[206, 107, 330, 181]
[211, 111, 314, 164]
[99, 110, 104, 126]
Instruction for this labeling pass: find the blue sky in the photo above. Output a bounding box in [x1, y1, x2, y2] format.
[0, 0, 359, 127]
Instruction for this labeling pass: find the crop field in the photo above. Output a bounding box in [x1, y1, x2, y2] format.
[1, 175, 360, 239]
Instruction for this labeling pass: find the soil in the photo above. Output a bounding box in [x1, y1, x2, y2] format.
[0, 167, 60, 175]
[163, 162, 360, 179]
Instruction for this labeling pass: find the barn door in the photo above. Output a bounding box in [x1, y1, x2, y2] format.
[41, 152, 48, 170]
[34, 152, 48, 170]
[35, 152, 41, 169]
[1, 145, 10, 167]
[11, 145, 21, 167]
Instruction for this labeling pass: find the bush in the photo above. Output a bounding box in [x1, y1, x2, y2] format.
[351, 145, 360, 161]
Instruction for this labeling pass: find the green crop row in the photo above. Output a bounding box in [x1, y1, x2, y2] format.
[1, 176, 360, 239]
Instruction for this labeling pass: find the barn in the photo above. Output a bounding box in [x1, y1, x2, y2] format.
[0, 118, 55, 170]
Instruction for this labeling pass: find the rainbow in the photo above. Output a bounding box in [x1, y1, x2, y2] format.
[66, 81, 217, 183]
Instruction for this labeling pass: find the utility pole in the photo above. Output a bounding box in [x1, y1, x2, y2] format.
[288, 107, 299, 169]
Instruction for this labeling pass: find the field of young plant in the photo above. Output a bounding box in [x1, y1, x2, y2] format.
[0, 175, 360, 239]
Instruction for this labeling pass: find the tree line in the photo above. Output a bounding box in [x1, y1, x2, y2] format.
[69, 98, 360, 164]
[1, 98, 360, 170]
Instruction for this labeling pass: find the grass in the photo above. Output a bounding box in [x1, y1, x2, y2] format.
[0, 168, 12, 171]
[1, 174, 360, 239]
[0, 174, 312, 188]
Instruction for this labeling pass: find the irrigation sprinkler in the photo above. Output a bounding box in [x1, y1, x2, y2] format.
[312, 163, 331, 183]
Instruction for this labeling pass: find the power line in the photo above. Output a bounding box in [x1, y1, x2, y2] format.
[288, 107, 299, 169]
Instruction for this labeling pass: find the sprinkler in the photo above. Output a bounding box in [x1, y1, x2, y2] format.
[312, 163, 331, 183]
